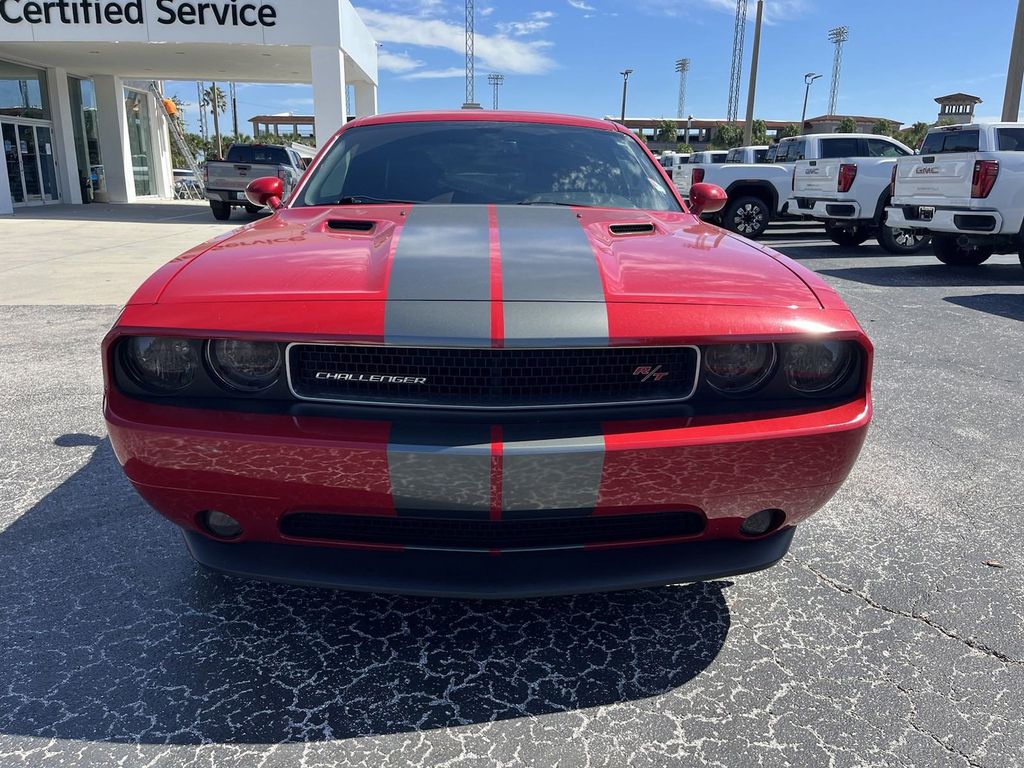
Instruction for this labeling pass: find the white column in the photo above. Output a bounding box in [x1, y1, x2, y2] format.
[148, 91, 173, 199]
[353, 81, 378, 117]
[46, 67, 83, 205]
[93, 75, 135, 203]
[311, 46, 348, 149]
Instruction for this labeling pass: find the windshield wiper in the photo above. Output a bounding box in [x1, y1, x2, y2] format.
[337, 195, 417, 205]
[516, 200, 595, 207]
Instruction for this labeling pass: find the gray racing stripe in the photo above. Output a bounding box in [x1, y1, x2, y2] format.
[385, 205, 491, 343]
[500, 424, 605, 519]
[496, 205, 609, 347]
[387, 423, 492, 519]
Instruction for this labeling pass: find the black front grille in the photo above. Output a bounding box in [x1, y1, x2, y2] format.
[280, 511, 706, 551]
[288, 344, 699, 408]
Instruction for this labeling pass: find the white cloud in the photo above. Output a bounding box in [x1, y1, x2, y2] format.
[567, 0, 595, 10]
[480, 6, 495, 16]
[532, 10, 556, 19]
[638, 0, 807, 23]
[360, 8, 555, 75]
[402, 67, 466, 80]
[378, 50, 424, 73]
[497, 19, 550, 36]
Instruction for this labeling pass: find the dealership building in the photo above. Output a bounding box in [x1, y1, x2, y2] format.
[0, 0, 378, 215]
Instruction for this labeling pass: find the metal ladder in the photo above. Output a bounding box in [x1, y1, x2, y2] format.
[148, 81, 205, 197]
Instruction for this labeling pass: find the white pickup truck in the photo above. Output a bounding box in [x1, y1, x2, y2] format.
[687, 133, 914, 240]
[725, 145, 769, 164]
[657, 151, 691, 180]
[786, 135, 924, 253]
[886, 123, 1024, 270]
[205, 143, 305, 221]
[674, 150, 728, 197]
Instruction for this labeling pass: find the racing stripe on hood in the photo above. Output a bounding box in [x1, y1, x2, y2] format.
[496, 206, 609, 347]
[387, 423, 492, 519]
[384, 205, 492, 345]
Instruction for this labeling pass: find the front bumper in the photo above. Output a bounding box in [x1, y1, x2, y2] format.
[885, 205, 1004, 235]
[106, 387, 868, 594]
[184, 527, 796, 599]
[787, 197, 862, 221]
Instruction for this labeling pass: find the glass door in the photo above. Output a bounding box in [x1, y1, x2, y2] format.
[2, 122, 24, 204]
[1, 120, 61, 206]
[17, 124, 42, 202]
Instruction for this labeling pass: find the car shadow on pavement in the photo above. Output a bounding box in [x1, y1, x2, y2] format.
[0, 438, 731, 745]
[944, 293, 1024, 322]
[818, 262, 1024, 287]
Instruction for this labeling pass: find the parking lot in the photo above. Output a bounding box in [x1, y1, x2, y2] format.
[1, 202, 1022, 767]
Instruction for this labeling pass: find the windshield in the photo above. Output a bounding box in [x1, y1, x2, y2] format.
[296, 121, 681, 211]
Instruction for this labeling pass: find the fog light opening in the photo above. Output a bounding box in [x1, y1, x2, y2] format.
[201, 510, 243, 539]
[739, 508, 785, 537]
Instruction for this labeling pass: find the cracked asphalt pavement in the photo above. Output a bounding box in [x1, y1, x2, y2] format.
[1, 205, 1022, 767]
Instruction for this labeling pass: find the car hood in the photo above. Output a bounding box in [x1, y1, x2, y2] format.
[156, 204, 820, 309]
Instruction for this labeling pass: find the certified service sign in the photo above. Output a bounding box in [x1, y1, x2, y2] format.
[0, 0, 278, 27]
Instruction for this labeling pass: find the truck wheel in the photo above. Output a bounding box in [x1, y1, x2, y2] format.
[210, 201, 232, 221]
[878, 224, 929, 254]
[826, 225, 871, 247]
[722, 196, 770, 239]
[932, 235, 992, 266]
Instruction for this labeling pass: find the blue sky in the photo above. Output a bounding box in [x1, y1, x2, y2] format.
[166, 0, 1021, 135]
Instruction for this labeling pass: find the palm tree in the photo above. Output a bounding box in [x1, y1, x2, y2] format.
[202, 83, 227, 158]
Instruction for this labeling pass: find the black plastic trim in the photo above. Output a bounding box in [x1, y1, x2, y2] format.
[183, 527, 796, 599]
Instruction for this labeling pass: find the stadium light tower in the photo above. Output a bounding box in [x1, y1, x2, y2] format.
[727, 0, 748, 122]
[487, 73, 504, 109]
[461, 0, 482, 109]
[675, 58, 690, 119]
[827, 25, 849, 116]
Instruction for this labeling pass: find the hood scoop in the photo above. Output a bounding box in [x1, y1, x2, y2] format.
[326, 219, 375, 233]
[608, 222, 656, 236]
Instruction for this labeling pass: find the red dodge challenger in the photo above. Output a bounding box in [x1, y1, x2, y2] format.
[103, 111, 872, 598]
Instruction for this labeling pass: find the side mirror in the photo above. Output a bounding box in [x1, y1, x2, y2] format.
[245, 176, 284, 210]
[688, 183, 728, 216]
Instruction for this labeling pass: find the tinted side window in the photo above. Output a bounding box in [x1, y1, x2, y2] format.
[867, 139, 907, 157]
[820, 137, 861, 158]
[754, 149, 768, 163]
[997, 128, 1024, 150]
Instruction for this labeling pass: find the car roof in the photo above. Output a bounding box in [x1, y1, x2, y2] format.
[344, 110, 622, 133]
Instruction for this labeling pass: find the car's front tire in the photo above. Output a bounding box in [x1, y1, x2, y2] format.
[210, 201, 232, 221]
[826, 224, 871, 247]
[878, 223, 929, 254]
[722, 196, 770, 239]
[933, 234, 992, 266]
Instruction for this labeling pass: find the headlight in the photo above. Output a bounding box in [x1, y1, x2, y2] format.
[702, 343, 776, 394]
[207, 340, 283, 392]
[122, 336, 199, 393]
[782, 341, 854, 394]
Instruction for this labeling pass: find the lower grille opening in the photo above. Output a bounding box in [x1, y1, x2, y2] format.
[280, 511, 706, 551]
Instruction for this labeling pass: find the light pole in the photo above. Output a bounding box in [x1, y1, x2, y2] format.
[742, 0, 765, 146]
[801, 72, 822, 130]
[619, 69, 633, 123]
[487, 73, 504, 110]
[1003, 0, 1024, 120]
[687, 114, 693, 147]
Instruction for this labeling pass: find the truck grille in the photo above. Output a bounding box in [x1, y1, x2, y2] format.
[287, 344, 699, 409]
[280, 511, 706, 551]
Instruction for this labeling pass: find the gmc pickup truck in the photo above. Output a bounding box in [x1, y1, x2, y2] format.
[205, 143, 305, 221]
[657, 151, 691, 180]
[683, 134, 910, 239]
[787, 135, 924, 253]
[886, 123, 1024, 269]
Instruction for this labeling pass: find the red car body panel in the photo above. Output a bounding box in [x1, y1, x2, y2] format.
[103, 111, 873, 597]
